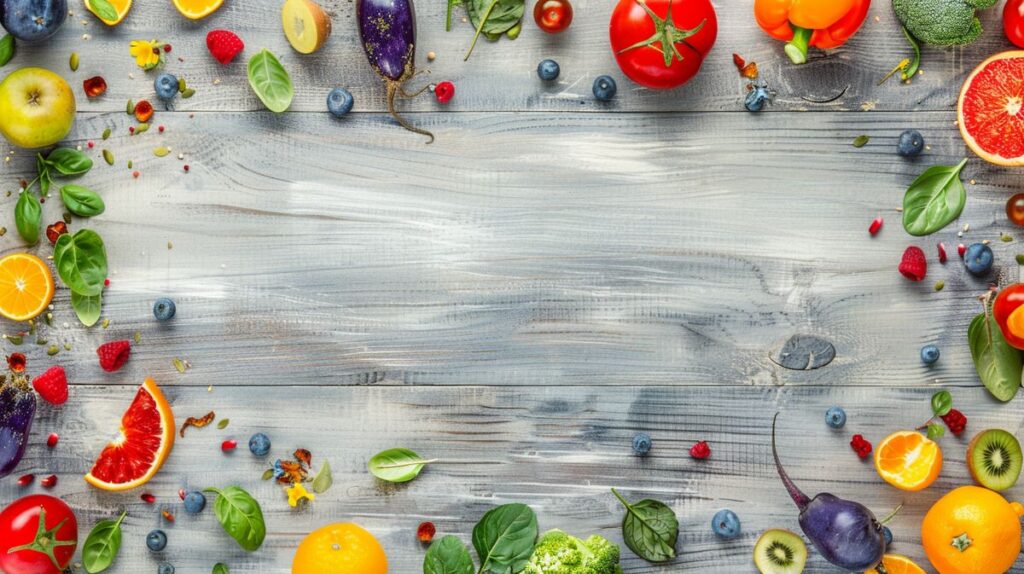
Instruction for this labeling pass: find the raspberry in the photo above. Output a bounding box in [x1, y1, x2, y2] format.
[434, 81, 455, 104]
[32, 366, 68, 405]
[97, 340, 131, 372]
[898, 246, 927, 281]
[689, 440, 711, 459]
[941, 408, 967, 436]
[207, 29, 245, 65]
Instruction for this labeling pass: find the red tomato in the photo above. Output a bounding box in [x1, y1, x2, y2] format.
[0, 495, 78, 574]
[609, 0, 717, 89]
[1006, 0, 1024, 49]
[534, 0, 573, 33]
[994, 285, 1024, 349]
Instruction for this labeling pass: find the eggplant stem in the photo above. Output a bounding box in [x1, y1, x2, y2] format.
[772, 413, 811, 510]
[878, 501, 904, 525]
[387, 83, 434, 144]
[399, 81, 431, 99]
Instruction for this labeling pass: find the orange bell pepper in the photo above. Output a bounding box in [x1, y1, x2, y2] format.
[754, 0, 871, 64]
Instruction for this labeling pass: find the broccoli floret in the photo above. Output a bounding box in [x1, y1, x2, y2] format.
[893, 0, 998, 45]
[524, 530, 622, 574]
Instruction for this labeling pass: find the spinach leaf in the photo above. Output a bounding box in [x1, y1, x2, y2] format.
[247, 49, 293, 113]
[902, 159, 968, 236]
[213, 563, 229, 574]
[15, 191, 41, 245]
[82, 511, 127, 574]
[312, 460, 333, 494]
[204, 486, 266, 552]
[47, 148, 93, 176]
[54, 229, 108, 296]
[424, 535, 474, 574]
[969, 299, 1022, 402]
[466, 0, 524, 36]
[611, 488, 678, 563]
[72, 290, 102, 327]
[931, 390, 952, 416]
[471, 503, 537, 574]
[368, 448, 436, 483]
[0, 34, 13, 67]
[87, 0, 118, 21]
[60, 185, 105, 217]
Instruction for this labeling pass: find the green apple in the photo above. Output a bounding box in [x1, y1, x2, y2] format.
[0, 67, 76, 148]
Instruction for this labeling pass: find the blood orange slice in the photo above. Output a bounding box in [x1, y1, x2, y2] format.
[84, 378, 174, 491]
[959, 51, 1024, 166]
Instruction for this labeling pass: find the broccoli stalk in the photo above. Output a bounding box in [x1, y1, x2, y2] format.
[524, 530, 622, 574]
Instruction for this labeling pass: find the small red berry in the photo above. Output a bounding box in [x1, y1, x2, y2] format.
[163, 44, 172, 53]
[869, 217, 883, 235]
[222, 440, 238, 452]
[133, 171, 140, 178]
[87, 141, 95, 149]
[937, 242, 947, 264]
[958, 243, 967, 258]
[417, 521, 436, 543]
[898, 246, 927, 282]
[941, 408, 967, 436]
[158, 125, 165, 133]
[141, 492, 156, 503]
[434, 81, 455, 104]
[16, 474, 34, 486]
[183, 165, 190, 172]
[47, 433, 59, 448]
[7, 352, 26, 373]
[40, 474, 57, 488]
[96, 340, 131, 372]
[104, 278, 110, 286]
[38, 198, 44, 204]
[129, 126, 135, 134]
[851, 434, 872, 459]
[689, 440, 711, 459]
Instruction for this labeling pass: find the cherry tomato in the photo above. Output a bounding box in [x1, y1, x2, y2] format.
[994, 285, 1024, 349]
[1008, 193, 1024, 226]
[1006, 0, 1024, 49]
[0, 495, 78, 574]
[534, 0, 573, 33]
[609, 0, 717, 90]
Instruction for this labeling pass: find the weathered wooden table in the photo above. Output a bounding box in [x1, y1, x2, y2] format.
[2, 0, 1024, 572]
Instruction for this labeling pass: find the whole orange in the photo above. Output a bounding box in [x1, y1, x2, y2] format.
[292, 523, 388, 574]
[921, 486, 1024, 574]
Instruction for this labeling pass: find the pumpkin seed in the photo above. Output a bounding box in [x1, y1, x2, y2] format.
[69, 52, 79, 71]
[102, 149, 114, 165]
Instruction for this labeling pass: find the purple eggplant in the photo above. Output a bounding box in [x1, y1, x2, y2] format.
[0, 378, 35, 478]
[356, 0, 434, 143]
[772, 414, 886, 571]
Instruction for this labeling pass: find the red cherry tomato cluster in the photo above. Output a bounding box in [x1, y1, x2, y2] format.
[534, 0, 573, 33]
[994, 285, 1024, 349]
[1006, 0, 1024, 49]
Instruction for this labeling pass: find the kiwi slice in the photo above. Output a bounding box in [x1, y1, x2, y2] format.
[754, 529, 808, 574]
[968, 429, 1023, 492]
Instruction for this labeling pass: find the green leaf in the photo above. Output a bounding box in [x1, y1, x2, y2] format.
[60, 185, 105, 217]
[902, 159, 968, 236]
[471, 503, 538, 574]
[424, 535, 474, 574]
[54, 229, 108, 295]
[71, 291, 102, 327]
[15, 191, 41, 245]
[213, 563, 229, 574]
[37, 155, 51, 196]
[968, 303, 1023, 402]
[611, 488, 678, 563]
[466, 0, 524, 36]
[0, 34, 13, 67]
[368, 448, 435, 483]
[88, 0, 119, 21]
[204, 486, 266, 552]
[247, 49, 293, 113]
[852, 135, 870, 148]
[900, 26, 921, 80]
[46, 148, 93, 176]
[931, 390, 952, 417]
[926, 423, 946, 439]
[82, 511, 127, 574]
[312, 460, 333, 494]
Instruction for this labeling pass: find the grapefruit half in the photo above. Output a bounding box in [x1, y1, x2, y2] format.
[959, 51, 1024, 166]
[85, 378, 175, 491]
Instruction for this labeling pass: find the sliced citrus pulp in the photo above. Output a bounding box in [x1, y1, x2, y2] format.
[172, 0, 224, 19]
[864, 555, 926, 574]
[958, 51, 1024, 166]
[0, 253, 54, 322]
[85, 378, 175, 491]
[85, 0, 132, 25]
[874, 430, 942, 491]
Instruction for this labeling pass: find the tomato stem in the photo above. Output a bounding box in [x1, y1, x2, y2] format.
[615, 0, 706, 68]
[784, 25, 812, 65]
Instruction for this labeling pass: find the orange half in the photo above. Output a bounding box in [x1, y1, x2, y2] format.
[864, 555, 926, 574]
[85, 378, 175, 491]
[172, 0, 224, 19]
[875, 431, 942, 491]
[85, 0, 132, 25]
[0, 253, 55, 322]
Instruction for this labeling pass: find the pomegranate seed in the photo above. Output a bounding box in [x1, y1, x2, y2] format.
[7, 353, 26, 373]
[222, 440, 238, 452]
[417, 521, 436, 543]
[183, 165, 190, 172]
[133, 171, 140, 178]
[162, 510, 175, 523]
[40, 475, 57, 488]
[158, 125, 165, 133]
[87, 141, 95, 149]
[937, 242, 948, 263]
[868, 217, 883, 235]
[129, 126, 135, 134]
[178, 488, 187, 500]
[164, 44, 172, 52]
[39, 198, 45, 204]
[958, 243, 966, 258]
[83, 76, 107, 98]
[104, 278, 110, 286]
[47, 433, 59, 448]
[141, 492, 156, 503]
[16, 474, 34, 486]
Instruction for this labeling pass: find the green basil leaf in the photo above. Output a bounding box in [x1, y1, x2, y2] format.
[902, 159, 968, 236]
[969, 305, 1023, 402]
[60, 185, 106, 217]
[312, 459, 333, 494]
[88, 0, 118, 21]
[213, 563, 229, 574]
[54, 229, 108, 295]
[926, 423, 946, 439]
[82, 511, 127, 574]
[611, 488, 677, 563]
[368, 448, 435, 483]
[0, 34, 13, 67]
[204, 486, 266, 552]
[37, 156, 51, 196]
[472, 503, 537, 574]
[47, 148, 94, 176]
[930, 390, 952, 417]
[247, 49, 293, 113]
[424, 535, 474, 574]
[15, 191, 41, 245]
[466, 0, 524, 36]
[71, 290, 103, 327]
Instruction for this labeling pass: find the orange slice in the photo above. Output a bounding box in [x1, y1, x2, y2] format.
[85, 378, 175, 491]
[958, 51, 1024, 166]
[172, 0, 224, 19]
[84, 0, 132, 25]
[864, 555, 926, 574]
[0, 253, 54, 322]
[874, 431, 942, 491]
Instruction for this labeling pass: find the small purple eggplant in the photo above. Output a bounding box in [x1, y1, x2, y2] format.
[0, 377, 36, 478]
[772, 414, 886, 571]
[356, 0, 434, 143]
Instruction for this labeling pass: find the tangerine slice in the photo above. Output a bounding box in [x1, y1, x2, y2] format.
[0, 253, 55, 322]
[874, 430, 942, 492]
[171, 0, 224, 20]
[863, 555, 926, 574]
[958, 51, 1024, 166]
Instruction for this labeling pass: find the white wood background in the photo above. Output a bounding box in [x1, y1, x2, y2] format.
[2, 0, 1024, 572]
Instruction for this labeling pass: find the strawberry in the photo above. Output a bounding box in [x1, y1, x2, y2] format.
[898, 246, 927, 281]
[32, 365, 68, 405]
[97, 340, 131, 372]
[207, 30, 244, 65]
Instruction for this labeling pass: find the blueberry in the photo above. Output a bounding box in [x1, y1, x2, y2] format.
[964, 243, 994, 276]
[146, 529, 167, 552]
[158, 563, 175, 574]
[897, 130, 925, 157]
[882, 526, 893, 546]
[745, 86, 771, 112]
[711, 509, 741, 539]
[920, 344, 940, 365]
[183, 491, 206, 514]
[327, 87, 354, 118]
[249, 432, 271, 456]
[153, 297, 176, 321]
[537, 59, 560, 81]
[592, 75, 617, 101]
[154, 74, 179, 101]
[632, 432, 652, 456]
[825, 406, 847, 429]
